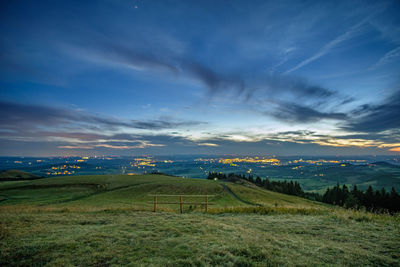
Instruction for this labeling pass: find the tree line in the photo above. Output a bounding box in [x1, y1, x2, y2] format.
[207, 172, 305, 197]
[321, 184, 400, 213]
[207, 171, 400, 213]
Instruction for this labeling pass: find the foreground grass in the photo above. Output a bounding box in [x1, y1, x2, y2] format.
[1, 209, 399, 266]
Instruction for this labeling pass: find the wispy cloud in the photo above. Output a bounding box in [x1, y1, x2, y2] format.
[285, 15, 374, 74]
[369, 46, 400, 70]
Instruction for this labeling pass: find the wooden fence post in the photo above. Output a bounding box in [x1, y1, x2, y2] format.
[206, 195, 209, 212]
[149, 194, 214, 213]
[180, 195, 183, 214]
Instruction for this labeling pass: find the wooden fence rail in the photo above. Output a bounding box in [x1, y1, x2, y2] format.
[149, 194, 215, 213]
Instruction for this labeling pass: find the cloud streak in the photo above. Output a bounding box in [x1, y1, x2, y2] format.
[0, 101, 205, 133]
[369, 46, 400, 70]
[285, 15, 373, 74]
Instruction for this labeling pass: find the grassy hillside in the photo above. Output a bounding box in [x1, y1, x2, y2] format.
[0, 169, 40, 181]
[0, 174, 324, 211]
[0, 174, 399, 266]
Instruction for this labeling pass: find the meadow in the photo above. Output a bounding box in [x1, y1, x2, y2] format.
[1, 174, 399, 266]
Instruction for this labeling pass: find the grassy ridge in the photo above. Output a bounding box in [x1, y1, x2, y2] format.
[0, 174, 323, 211]
[0, 169, 40, 181]
[0, 174, 399, 266]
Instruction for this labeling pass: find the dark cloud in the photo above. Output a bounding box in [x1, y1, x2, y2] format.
[277, 130, 316, 136]
[131, 120, 203, 130]
[343, 90, 400, 133]
[256, 75, 335, 99]
[330, 132, 400, 145]
[338, 97, 355, 106]
[77, 39, 248, 97]
[64, 27, 340, 106]
[182, 59, 245, 95]
[270, 102, 347, 123]
[0, 101, 204, 133]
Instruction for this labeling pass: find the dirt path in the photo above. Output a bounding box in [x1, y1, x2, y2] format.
[221, 183, 261, 206]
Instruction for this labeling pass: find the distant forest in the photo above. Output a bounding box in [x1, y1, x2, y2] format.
[207, 172, 400, 214]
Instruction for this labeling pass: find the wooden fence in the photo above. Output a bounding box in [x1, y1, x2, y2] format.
[149, 194, 215, 213]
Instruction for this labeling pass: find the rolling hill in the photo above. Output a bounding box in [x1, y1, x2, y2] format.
[0, 174, 399, 266]
[0, 169, 40, 181]
[0, 174, 324, 210]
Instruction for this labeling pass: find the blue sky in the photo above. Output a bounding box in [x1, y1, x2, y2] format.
[0, 0, 399, 156]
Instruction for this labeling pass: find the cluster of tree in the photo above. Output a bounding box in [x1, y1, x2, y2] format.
[207, 172, 229, 180]
[207, 171, 400, 214]
[207, 172, 304, 197]
[322, 184, 400, 213]
[252, 177, 305, 197]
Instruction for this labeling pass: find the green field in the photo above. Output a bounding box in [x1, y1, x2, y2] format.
[1, 174, 399, 266]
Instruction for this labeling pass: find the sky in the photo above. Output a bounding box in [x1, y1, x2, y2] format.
[0, 0, 400, 156]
